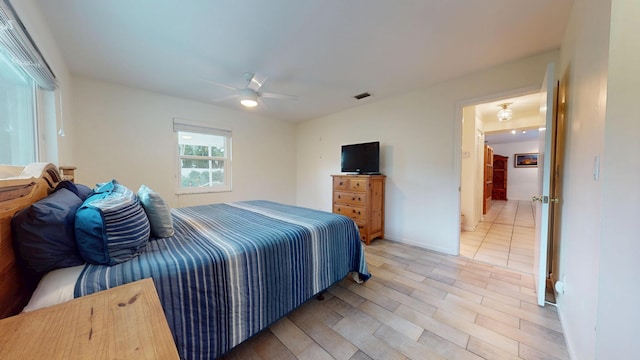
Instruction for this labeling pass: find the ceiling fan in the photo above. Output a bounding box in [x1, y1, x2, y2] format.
[205, 72, 297, 108]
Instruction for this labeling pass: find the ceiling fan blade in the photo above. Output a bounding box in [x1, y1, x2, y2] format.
[247, 72, 268, 91]
[202, 79, 239, 92]
[260, 91, 298, 100]
[211, 94, 238, 103]
[256, 96, 268, 109]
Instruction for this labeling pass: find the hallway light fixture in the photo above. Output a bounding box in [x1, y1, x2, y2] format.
[497, 103, 513, 122]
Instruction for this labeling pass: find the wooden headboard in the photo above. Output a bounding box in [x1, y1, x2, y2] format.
[0, 163, 62, 318]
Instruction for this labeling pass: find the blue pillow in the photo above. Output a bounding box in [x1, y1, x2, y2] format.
[11, 188, 85, 274]
[55, 180, 93, 201]
[138, 185, 174, 238]
[75, 184, 93, 200]
[75, 180, 150, 266]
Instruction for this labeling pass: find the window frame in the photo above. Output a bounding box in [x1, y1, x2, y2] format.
[173, 118, 232, 194]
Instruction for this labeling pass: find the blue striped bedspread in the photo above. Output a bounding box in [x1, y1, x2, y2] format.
[74, 200, 370, 359]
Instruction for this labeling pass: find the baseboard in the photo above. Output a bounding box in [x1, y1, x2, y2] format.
[382, 235, 458, 256]
[462, 225, 477, 232]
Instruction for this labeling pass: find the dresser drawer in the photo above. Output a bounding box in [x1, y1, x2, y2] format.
[334, 191, 367, 206]
[333, 176, 350, 190]
[333, 205, 366, 221]
[349, 179, 368, 192]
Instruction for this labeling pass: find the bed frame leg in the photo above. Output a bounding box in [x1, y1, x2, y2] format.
[316, 292, 325, 301]
[352, 272, 364, 284]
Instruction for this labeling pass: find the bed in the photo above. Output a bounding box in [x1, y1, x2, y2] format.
[0, 163, 370, 359]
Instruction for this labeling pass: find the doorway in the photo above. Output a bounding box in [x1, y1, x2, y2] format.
[459, 93, 544, 274]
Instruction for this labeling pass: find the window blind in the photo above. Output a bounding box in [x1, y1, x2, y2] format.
[0, 0, 56, 90]
[173, 118, 232, 137]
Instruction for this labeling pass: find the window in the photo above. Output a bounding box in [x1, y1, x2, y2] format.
[0, 48, 37, 165]
[1, 1, 58, 165]
[174, 119, 232, 193]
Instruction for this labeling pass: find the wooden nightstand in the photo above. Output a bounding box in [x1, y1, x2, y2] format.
[0, 278, 179, 359]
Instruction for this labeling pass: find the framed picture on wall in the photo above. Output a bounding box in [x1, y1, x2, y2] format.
[514, 153, 538, 168]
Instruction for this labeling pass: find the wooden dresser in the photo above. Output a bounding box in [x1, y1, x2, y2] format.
[0, 278, 179, 359]
[332, 174, 386, 245]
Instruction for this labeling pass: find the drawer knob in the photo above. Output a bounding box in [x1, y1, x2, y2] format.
[352, 197, 355, 201]
[339, 182, 343, 186]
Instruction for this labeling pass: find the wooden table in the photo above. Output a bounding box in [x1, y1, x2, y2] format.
[0, 278, 179, 359]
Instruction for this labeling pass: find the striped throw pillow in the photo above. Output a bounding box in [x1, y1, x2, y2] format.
[75, 180, 150, 265]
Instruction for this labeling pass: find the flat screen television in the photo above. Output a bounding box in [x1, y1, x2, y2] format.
[341, 141, 380, 174]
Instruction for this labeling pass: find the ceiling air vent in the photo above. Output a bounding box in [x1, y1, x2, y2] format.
[353, 92, 371, 100]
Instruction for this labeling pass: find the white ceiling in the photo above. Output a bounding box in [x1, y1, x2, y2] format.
[485, 128, 540, 145]
[34, 0, 573, 122]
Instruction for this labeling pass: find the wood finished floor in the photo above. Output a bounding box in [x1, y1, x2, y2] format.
[222, 240, 569, 360]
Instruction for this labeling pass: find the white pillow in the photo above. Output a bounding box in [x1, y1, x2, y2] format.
[22, 265, 84, 312]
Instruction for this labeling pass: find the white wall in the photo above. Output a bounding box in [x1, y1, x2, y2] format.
[296, 50, 558, 255]
[71, 76, 297, 208]
[489, 141, 539, 201]
[556, 0, 611, 358]
[596, 0, 640, 357]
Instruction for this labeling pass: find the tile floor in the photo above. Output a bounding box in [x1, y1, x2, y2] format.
[460, 200, 535, 274]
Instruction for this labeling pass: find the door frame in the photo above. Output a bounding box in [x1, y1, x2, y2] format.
[456, 85, 541, 250]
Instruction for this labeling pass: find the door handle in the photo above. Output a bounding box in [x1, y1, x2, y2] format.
[532, 196, 543, 202]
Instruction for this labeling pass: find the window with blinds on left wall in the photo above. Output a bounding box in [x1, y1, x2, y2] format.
[0, 0, 58, 166]
[0, 48, 37, 165]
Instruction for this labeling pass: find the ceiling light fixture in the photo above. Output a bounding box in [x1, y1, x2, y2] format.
[240, 89, 258, 108]
[497, 103, 513, 122]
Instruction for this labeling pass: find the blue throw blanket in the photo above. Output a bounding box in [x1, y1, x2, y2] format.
[75, 200, 370, 359]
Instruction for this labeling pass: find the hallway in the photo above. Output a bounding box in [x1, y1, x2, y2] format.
[460, 200, 535, 274]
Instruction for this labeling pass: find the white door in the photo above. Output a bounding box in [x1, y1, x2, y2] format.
[533, 63, 556, 306]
